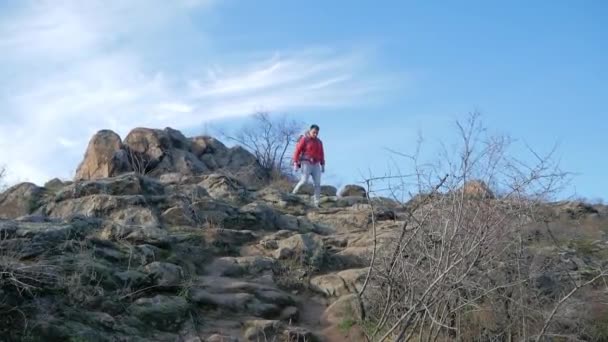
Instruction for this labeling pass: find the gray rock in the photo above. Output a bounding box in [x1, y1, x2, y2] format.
[190, 289, 255, 311]
[203, 228, 257, 247]
[56, 173, 163, 201]
[254, 187, 309, 215]
[297, 184, 337, 197]
[206, 256, 276, 277]
[279, 306, 299, 322]
[338, 185, 366, 198]
[199, 173, 249, 203]
[144, 262, 184, 288]
[101, 224, 170, 247]
[161, 206, 195, 226]
[310, 268, 367, 297]
[74, 129, 131, 181]
[206, 334, 238, 342]
[44, 178, 67, 191]
[274, 233, 326, 268]
[46, 194, 160, 226]
[321, 294, 363, 326]
[115, 270, 151, 289]
[0, 182, 45, 219]
[242, 320, 283, 342]
[129, 295, 190, 331]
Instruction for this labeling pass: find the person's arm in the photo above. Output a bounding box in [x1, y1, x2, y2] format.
[292, 138, 304, 167]
[320, 140, 325, 172]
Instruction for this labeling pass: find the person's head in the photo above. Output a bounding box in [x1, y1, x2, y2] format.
[309, 124, 320, 138]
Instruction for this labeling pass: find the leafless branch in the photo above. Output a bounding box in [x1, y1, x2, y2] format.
[360, 113, 581, 341]
[221, 112, 303, 179]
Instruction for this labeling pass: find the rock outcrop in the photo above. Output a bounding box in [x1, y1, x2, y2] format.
[460, 179, 495, 199]
[0, 182, 45, 219]
[74, 127, 266, 185]
[75, 130, 130, 180]
[0, 130, 405, 341]
[1, 128, 604, 341]
[338, 184, 366, 198]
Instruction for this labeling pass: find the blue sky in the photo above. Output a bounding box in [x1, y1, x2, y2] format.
[0, 0, 605, 200]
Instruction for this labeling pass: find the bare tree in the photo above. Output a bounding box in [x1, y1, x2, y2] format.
[124, 139, 161, 176]
[0, 165, 7, 192]
[359, 113, 600, 341]
[127, 148, 154, 176]
[223, 112, 303, 178]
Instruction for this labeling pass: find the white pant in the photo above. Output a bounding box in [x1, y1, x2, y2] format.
[292, 161, 322, 204]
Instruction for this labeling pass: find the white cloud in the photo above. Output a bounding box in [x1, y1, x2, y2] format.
[158, 103, 194, 114]
[0, 0, 391, 186]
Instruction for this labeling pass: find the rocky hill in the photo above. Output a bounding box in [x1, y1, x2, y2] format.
[0, 127, 394, 341]
[0, 127, 607, 341]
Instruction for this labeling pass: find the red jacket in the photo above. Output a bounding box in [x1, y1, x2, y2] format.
[293, 134, 325, 165]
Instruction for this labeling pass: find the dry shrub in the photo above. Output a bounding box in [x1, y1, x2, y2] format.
[359, 113, 605, 342]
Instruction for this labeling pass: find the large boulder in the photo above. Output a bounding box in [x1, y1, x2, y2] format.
[200, 173, 249, 203]
[44, 178, 70, 191]
[236, 202, 281, 231]
[75, 128, 266, 184]
[321, 294, 363, 326]
[224, 146, 259, 171]
[338, 185, 366, 198]
[0, 217, 100, 259]
[75, 130, 130, 181]
[157, 149, 208, 176]
[161, 206, 196, 227]
[459, 180, 495, 199]
[242, 320, 283, 342]
[164, 127, 191, 150]
[206, 335, 238, 342]
[45, 194, 159, 226]
[190, 136, 210, 157]
[276, 214, 323, 234]
[552, 201, 600, 219]
[144, 262, 184, 288]
[101, 223, 170, 247]
[124, 128, 172, 164]
[128, 295, 190, 331]
[203, 228, 257, 247]
[310, 268, 367, 297]
[274, 233, 326, 268]
[192, 136, 228, 160]
[297, 184, 337, 197]
[55, 173, 164, 201]
[254, 188, 308, 215]
[188, 276, 293, 318]
[307, 208, 370, 234]
[205, 256, 276, 277]
[241, 319, 314, 342]
[0, 182, 45, 219]
[191, 136, 265, 184]
[122, 127, 210, 177]
[190, 198, 239, 228]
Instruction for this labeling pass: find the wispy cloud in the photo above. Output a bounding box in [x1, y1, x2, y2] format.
[0, 0, 392, 185]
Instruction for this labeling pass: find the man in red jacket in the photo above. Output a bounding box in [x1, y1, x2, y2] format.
[292, 124, 325, 207]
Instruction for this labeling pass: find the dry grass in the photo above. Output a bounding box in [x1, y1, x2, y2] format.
[267, 176, 297, 194]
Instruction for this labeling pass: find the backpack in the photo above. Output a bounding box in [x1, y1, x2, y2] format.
[296, 133, 311, 153]
[294, 133, 309, 164]
[295, 133, 323, 163]
[296, 133, 307, 145]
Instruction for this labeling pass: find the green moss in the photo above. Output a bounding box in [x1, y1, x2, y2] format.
[338, 317, 356, 333]
[588, 313, 608, 340]
[570, 239, 608, 258]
